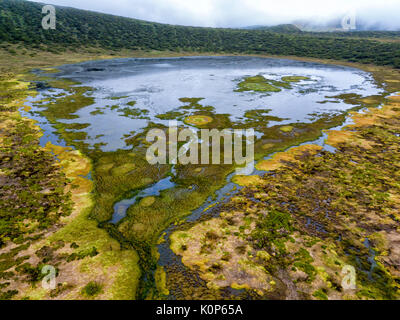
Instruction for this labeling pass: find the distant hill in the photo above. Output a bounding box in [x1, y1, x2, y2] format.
[1, 0, 400, 68]
[242, 24, 301, 33]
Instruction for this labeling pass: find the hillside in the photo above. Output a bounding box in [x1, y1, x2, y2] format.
[0, 0, 400, 68]
[242, 24, 301, 33]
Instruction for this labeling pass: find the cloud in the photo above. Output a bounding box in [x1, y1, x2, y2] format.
[31, 0, 400, 29]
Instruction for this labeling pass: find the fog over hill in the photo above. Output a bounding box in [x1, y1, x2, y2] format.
[30, 0, 400, 31]
[1, 0, 400, 69]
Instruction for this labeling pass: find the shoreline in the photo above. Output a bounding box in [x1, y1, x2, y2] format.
[1, 48, 400, 299]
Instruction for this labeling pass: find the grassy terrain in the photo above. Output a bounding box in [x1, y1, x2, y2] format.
[1, 44, 400, 300]
[21, 56, 386, 299]
[170, 92, 400, 299]
[0, 49, 146, 300]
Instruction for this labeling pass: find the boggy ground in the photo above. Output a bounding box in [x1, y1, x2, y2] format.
[28, 70, 378, 299]
[1, 46, 400, 300]
[171, 93, 400, 300]
[0, 47, 227, 300]
[0, 48, 153, 300]
[0, 72, 141, 300]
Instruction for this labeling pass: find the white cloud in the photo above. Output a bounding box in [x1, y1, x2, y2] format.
[31, 0, 400, 29]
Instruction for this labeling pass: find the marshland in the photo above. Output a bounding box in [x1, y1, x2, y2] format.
[1, 0, 400, 301]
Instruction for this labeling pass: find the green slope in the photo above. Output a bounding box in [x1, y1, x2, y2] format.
[0, 0, 400, 68]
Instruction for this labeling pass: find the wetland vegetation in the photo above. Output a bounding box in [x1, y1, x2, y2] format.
[1, 0, 400, 302]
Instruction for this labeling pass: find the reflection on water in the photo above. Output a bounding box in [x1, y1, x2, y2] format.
[34, 56, 382, 152]
[24, 56, 385, 226]
[111, 175, 176, 224]
[23, 56, 388, 297]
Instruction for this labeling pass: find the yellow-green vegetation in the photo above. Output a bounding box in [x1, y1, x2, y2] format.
[243, 109, 285, 122]
[232, 175, 263, 187]
[236, 75, 283, 93]
[0, 76, 141, 299]
[85, 123, 237, 298]
[171, 90, 400, 299]
[0, 77, 71, 245]
[0, 76, 70, 300]
[282, 76, 310, 82]
[154, 266, 170, 296]
[179, 98, 205, 105]
[40, 143, 140, 300]
[116, 160, 237, 298]
[0, 48, 150, 300]
[256, 144, 323, 171]
[140, 197, 156, 207]
[156, 98, 219, 128]
[184, 115, 213, 127]
[280, 125, 294, 133]
[235, 74, 311, 94]
[3, 45, 400, 301]
[81, 281, 103, 298]
[170, 210, 275, 296]
[118, 107, 150, 120]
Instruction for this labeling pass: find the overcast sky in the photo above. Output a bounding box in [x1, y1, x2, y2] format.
[31, 0, 400, 29]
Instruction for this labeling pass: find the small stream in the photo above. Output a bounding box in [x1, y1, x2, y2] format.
[110, 175, 176, 224]
[153, 114, 358, 298]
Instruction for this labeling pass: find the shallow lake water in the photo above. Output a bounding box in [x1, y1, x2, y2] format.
[32, 56, 382, 152]
[23, 56, 388, 298]
[24, 55, 385, 226]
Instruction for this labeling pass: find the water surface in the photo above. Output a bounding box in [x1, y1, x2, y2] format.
[35, 56, 382, 152]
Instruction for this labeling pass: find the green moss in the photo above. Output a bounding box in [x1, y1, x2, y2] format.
[154, 266, 169, 296]
[110, 96, 129, 100]
[0, 77, 72, 247]
[293, 248, 317, 282]
[282, 76, 310, 82]
[39, 86, 94, 121]
[280, 125, 294, 133]
[179, 97, 204, 105]
[117, 107, 150, 119]
[90, 108, 105, 116]
[66, 246, 98, 262]
[156, 110, 186, 120]
[252, 210, 293, 255]
[81, 281, 102, 297]
[91, 147, 170, 223]
[313, 289, 328, 300]
[242, 109, 286, 128]
[184, 115, 213, 127]
[111, 163, 136, 176]
[0, 290, 18, 300]
[236, 75, 281, 93]
[49, 195, 141, 299]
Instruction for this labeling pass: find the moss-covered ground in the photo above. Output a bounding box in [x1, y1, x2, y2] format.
[171, 92, 400, 300]
[2, 46, 400, 300]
